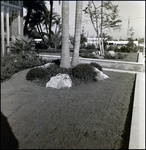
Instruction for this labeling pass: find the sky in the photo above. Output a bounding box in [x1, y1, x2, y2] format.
[24, 1, 145, 40]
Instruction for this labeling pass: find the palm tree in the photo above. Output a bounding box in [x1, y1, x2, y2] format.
[71, 1, 83, 67]
[23, 0, 46, 35]
[60, 1, 71, 68]
[27, 9, 48, 47]
[24, 4, 61, 48]
[51, 17, 62, 51]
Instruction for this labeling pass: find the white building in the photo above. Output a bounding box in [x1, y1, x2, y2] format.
[107, 40, 138, 46]
[85, 38, 107, 48]
[85, 37, 138, 48]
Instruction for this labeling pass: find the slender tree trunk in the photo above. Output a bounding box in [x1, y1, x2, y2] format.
[24, 8, 32, 35]
[37, 24, 48, 47]
[60, 1, 71, 68]
[100, 1, 104, 55]
[49, 0, 53, 47]
[92, 1, 101, 54]
[71, 1, 83, 67]
[97, 22, 101, 54]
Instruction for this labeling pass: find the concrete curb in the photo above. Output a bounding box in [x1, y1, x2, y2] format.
[38, 54, 144, 72]
[128, 72, 145, 149]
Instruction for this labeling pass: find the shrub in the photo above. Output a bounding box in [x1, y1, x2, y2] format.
[26, 68, 48, 81]
[90, 62, 102, 71]
[1, 55, 19, 82]
[85, 44, 96, 49]
[52, 59, 61, 66]
[10, 35, 36, 55]
[79, 51, 99, 59]
[26, 63, 72, 81]
[1, 54, 50, 83]
[25, 63, 100, 86]
[45, 64, 72, 80]
[72, 64, 97, 83]
[106, 45, 119, 52]
[104, 52, 126, 60]
[120, 46, 127, 52]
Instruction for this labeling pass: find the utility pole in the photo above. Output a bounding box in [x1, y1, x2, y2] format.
[127, 16, 130, 38]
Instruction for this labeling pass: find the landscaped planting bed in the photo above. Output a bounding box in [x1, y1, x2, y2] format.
[1, 68, 136, 149]
[1, 50, 137, 149]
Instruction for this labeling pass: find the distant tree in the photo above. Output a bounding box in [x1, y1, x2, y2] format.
[126, 37, 136, 52]
[83, 1, 122, 55]
[138, 38, 144, 44]
[126, 26, 135, 52]
[23, 0, 46, 36]
[80, 33, 87, 49]
[128, 27, 134, 38]
[51, 17, 62, 51]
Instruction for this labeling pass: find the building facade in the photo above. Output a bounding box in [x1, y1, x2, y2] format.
[1, 1, 23, 56]
[85, 38, 138, 49]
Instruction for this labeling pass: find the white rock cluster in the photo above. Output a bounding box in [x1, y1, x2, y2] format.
[46, 73, 72, 89]
[107, 50, 116, 57]
[93, 67, 109, 80]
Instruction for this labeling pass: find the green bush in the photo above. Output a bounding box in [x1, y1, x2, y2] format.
[25, 63, 100, 86]
[120, 46, 127, 52]
[106, 45, 119, 52]
[72, 64, 97, 83]
[104, 52, 126, 60]
[1, 54, 50, 83]
[90, 62, 102, 71]
[52, 59, 61, 66]
[10, 35, 36, 55]
[45, 64, 72, 80]
[26, 68, 48, 81]
[85, 44, 96, 49]
[79, 52, 99, 59]
[1, 55, 19, 82]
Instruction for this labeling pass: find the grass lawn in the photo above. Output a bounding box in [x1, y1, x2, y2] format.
[1, 69, 136, 149]
[1, 51, 137, 149]
[119, 52, 138, 62]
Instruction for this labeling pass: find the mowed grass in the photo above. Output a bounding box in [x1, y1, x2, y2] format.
[11, 70, 135, 149]
[120, 52, 138, 62]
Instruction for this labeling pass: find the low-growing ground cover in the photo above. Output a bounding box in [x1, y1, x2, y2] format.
[1, 69, 135, 149]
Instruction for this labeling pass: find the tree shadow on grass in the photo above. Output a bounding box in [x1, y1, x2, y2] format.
[1, 112, 19, 149]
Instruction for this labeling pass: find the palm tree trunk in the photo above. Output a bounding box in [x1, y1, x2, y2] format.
[71, 1, 83, 67]
[37, 24, 48, 47]
[24, 8, 32, 35]
[60, 1, 71, 68]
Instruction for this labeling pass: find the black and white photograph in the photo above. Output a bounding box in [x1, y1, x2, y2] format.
[1, 1, 145, 149]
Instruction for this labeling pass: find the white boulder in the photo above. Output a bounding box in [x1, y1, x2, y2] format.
[93, 67, 109, 80]
[46, 73, 72, 89]
[107, 51, 116, 57]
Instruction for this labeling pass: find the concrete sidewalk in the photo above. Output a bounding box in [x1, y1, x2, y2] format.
[129, 72, 145, 149]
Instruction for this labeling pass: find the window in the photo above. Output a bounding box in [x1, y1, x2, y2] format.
[9, 1, 19, 6]
[9, 8, 18, 37]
